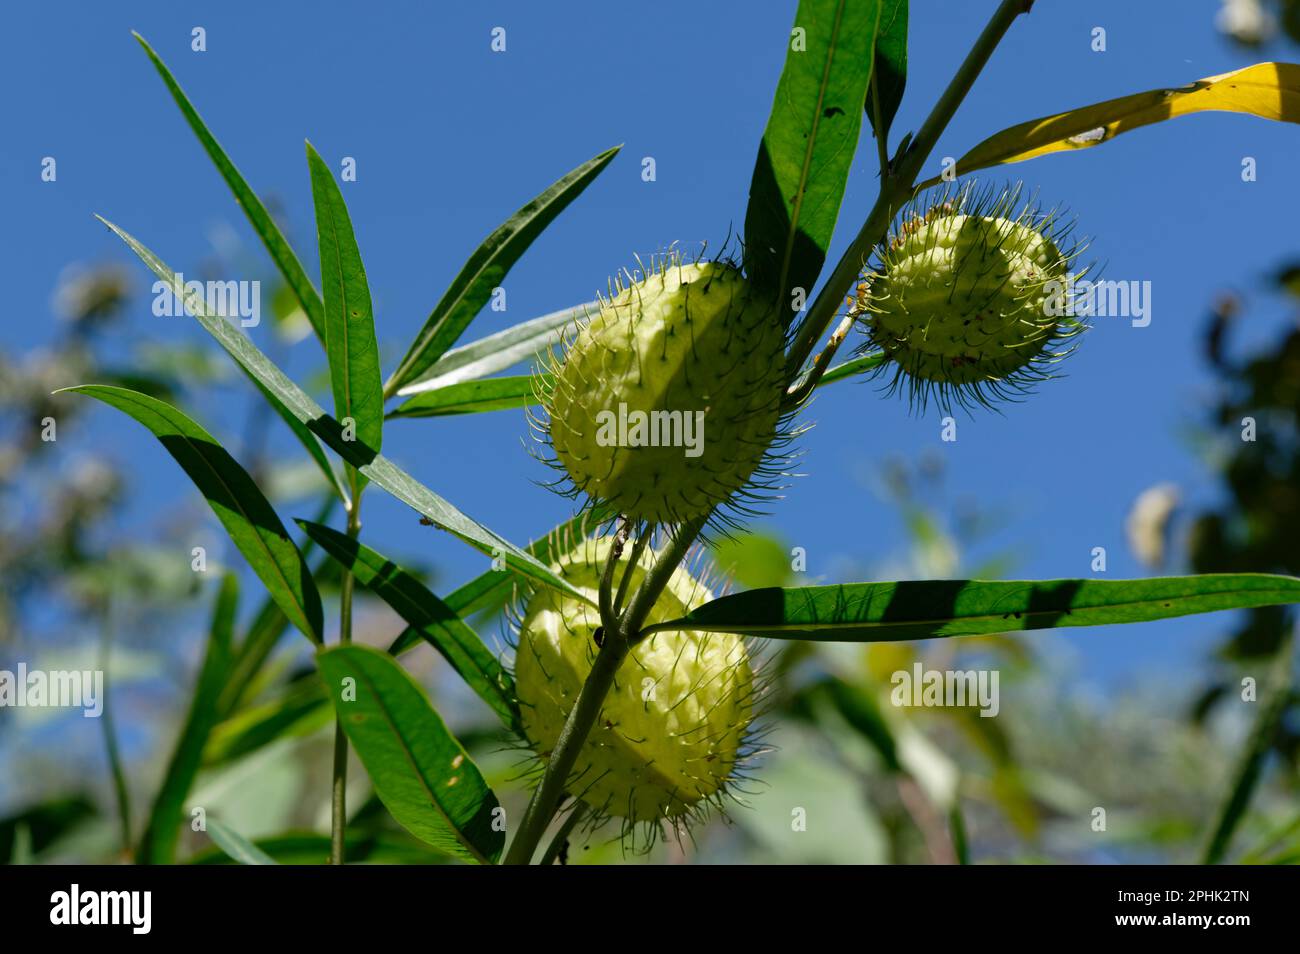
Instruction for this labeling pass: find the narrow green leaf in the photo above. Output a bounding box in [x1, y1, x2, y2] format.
[95, 217, 587, 602]
[297, 519, 518, 730]
[387, 146, 621, 393]
[251, 375, 349, 504]
[798, 677, 900, 771]
[949, 804, 970, 865]
[1236, 812, 1300, 865]
[137, 573, 237, 864]
[62, 385, 323, 644]
[1202, 631, 1296, 863]
[218, 562, 344, 717]
[123, 39, 349, 493]
[133, 32, 326, 343]
[317, 645, 504, 864]
[648, 574, 1300, 642]
[390, 375, 544, 419]
[866, 0, 908, 143]
[307, 142, 384, 454]
[353, 452, 588, 602]
[207, 818, 279, 865]
[205, 675, 330, 768]
[189, 830, 445, 865]
[393, 509, 611, 645]
[815, 350, 885, 388]
[397, 301, 593, 396]
[9, 824, 31, 865]
[0, 798, 96, 863]
[395, 346, 870, 420]
[744, 0, 882, 300]
[218, 494, 339, 717]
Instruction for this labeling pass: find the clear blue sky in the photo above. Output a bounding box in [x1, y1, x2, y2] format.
[3, 0, 1296, 693]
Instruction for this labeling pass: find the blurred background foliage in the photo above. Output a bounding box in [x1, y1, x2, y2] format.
[3, 4, 1299, 865]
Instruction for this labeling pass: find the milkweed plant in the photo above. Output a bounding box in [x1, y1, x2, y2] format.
[62, 1, 1300, 864]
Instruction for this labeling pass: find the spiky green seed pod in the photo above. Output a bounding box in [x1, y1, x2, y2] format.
[514, 537, 754, 825]
[538, 257, 789, 524]
[857, 184, 1086, 410]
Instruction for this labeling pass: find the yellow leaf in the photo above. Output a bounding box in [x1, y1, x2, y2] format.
[921, 62, 1300, 187]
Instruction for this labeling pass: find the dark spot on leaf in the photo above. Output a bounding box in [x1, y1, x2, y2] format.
[823, 106, 845, 118]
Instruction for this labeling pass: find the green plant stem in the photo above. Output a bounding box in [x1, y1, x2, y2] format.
[329, 479, 363, 865]
[618, 515, 708, 641]
[949, 803, 970, 865]
[895, 0, 1035, 188]
[1201, 629, 1296, 864]
[220, 492, 338, 717]
[784, 314, 856, 409]
[504, 633, 629, 864]
[785, 0, 1034, 378]
[896, 775, 956, 864]
[785, 188, 895, 380]
[98, 578, 132, 858]
[539, 800, 589, 866]
[504, 514, 708, 864]
[613, 525, 651, 617]
[871, 79, 891, 182]
[597, 519, 631, 634]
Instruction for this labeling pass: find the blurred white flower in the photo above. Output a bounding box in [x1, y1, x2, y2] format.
[1126, 483, 1181, 569]
[1217, 0, 1275, 45]
[51, 263, 132, 327]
